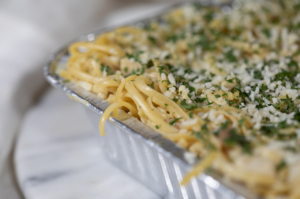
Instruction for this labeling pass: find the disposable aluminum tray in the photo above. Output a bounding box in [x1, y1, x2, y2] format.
[44, 2, 259, 199]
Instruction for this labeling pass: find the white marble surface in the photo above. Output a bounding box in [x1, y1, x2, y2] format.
[15, 88, 160, 199]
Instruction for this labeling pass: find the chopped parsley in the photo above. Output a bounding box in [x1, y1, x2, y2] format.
[276, 160, 287, 171]
[203, 78, 212, 83]
[167, 34, 185, 43]
[225, 99, 235, 106]
[224, 129, 252, 154]
[253, 70, 263, 80]
[100, 64, 113, 75]
[148, 36, 157, 44]
[260, 120, 297, 140]
[220, 120, 231, 130]
[126, 51, 143, 64]
[224, 49, 237, 63]
[149, 81, 154, 89]
[157, 65, 167, 75]
[238, 118, 246, 127]
[169, 118, 182, 126]
[180, 100, 198, 110]
[203, 11, 214, 22]
[262, 28, 271, 38]
[225, 77, 235, 83]
[273, 70, 295, 83]
[146, 60, 154, 68]
[193, 124, 216, 150]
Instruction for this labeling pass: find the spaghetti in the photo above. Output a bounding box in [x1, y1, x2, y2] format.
[61, 1, 300, 198]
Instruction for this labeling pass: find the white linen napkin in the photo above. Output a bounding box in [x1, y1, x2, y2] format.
[0, 11, 57, 199]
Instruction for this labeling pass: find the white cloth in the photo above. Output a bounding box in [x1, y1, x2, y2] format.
[0, 0, 178, 198]
[0, 10, 56, 199]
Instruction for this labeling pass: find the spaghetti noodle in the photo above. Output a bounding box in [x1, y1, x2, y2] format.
[61, 1, 300, 198]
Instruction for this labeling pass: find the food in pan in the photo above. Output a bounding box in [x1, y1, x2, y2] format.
[61, 1, 300, 198]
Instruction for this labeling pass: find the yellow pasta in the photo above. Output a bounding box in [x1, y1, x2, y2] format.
[61, 1, 300, 198]
[181, 151, 218, 186]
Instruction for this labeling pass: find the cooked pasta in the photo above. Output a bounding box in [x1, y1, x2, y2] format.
[61, 1, 300, 198]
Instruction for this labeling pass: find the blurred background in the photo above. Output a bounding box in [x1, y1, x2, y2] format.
[0, 0, 186, 198]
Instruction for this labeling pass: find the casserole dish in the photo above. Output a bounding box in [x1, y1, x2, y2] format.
[45, 1, 299, 198]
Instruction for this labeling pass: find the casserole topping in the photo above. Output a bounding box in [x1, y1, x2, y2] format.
[61, 1, 300, 197]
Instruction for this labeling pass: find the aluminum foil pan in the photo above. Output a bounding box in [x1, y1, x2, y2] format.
[44, 2, 259, 199]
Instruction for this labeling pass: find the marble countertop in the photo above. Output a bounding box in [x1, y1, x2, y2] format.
[15, 88, 160, 199]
